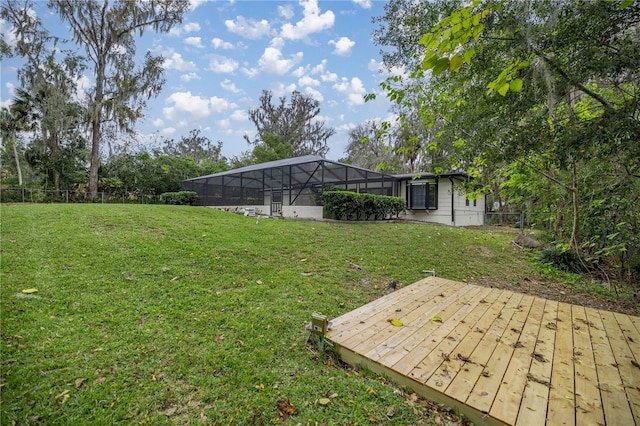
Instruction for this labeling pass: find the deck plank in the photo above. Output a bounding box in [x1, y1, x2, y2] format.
[357, 284, 485, 361]
[572, 305, 605, 425]
[546, 301, 576, 426]
[325, 277, 640, 426]
[586, 307, 636, 425]
[599, 310, 640, 423]
[515, 299, 558, 425]
[398, 286, 503, 380]
[330, 279, 460, 346]
[423, 290, 513, 392]
[346, 282, 473, 355]
[489, 296, 546, 425]
[445, 291, 525, 404]
[466, 294, 535, 414]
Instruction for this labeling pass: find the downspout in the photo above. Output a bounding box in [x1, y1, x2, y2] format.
[449, 177, 455, 225]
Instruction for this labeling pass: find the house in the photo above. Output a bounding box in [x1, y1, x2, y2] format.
[181, 155, 485, 227]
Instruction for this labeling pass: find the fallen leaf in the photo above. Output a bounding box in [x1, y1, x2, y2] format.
[170, 276, 179, 282]
[546, 322, 557, 330]
[75, 378, 86, 389]
[22, 288, 38, 294]
[95, 376, 106, 384]
[55, 389, 70, 399]
[256, 280, 263, 284]
[215, 334, 225, 342]
[431, 315, 442, 323]
[328, 393, 338, 399]
[161, 266, 170, 272]
[386, 405, 395, 417]
[277, 398, 296, 420]
[387, 319, 403, 327]
[531, 352, 547, 363]
[435, 415, 442, 424]
[318, 398, 331, 406]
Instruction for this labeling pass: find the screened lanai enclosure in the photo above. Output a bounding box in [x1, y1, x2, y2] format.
[181, 155, 397, 219]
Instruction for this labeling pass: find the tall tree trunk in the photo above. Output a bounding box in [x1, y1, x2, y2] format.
[569, 161, 579, 251]
[12, 141, 23, 186]
[89, 118, 101, 198]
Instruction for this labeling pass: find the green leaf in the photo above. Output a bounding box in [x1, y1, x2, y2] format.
[509, 78, 523, 92]
[463, 47, 475, 64]
[497, 82, 510, 96]
[619, 0, 634, 9]
[422, 54, 439, 70]
[432, 57, 450, 75]
[419, 33, 434, 46]
[449, 54, 464, 71]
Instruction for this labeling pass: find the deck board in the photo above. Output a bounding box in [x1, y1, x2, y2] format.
[325, 277, 640, 425]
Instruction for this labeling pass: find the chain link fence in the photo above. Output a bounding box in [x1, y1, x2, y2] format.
[0, 187, 161, 204]
[484, 212, 524, 230]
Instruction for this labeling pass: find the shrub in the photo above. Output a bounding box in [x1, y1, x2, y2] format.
[161, 191, 199, 206]
[323, 190, 405, 221]
[539, 245, 584, 273]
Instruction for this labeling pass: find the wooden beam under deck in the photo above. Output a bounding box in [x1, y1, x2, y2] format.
[325, 277, 640, 426]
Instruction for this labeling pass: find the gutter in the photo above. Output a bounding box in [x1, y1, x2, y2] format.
[449, 177, 455, 225]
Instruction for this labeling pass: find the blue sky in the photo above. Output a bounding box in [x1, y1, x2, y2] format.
[1, 0, 401, 161]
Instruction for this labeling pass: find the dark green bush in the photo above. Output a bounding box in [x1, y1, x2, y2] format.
[539, 246, 585, 273]
[161, 191, 199, 206]
[323, 191, 405, 221]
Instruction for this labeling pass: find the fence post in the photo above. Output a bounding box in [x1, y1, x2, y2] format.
[101, 192, 104, 204]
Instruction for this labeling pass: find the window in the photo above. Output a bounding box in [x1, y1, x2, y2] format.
[407, 182, 437, 210]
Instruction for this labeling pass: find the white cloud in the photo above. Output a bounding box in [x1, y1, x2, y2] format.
[304, 87, 323, 102]
[180, 72, 200, 82]
[0, 18, 17, 49]
[161, 127, 176, 137]
[333, 77, 366, 105]
[170, 21, 201, 36]
[368, 58, 406, 78]
[278, 4, 294, 20]
[211, 37, 234, 49]
[280, 0, 335, 41]
[225, 16, 271, 40]
[258, 44, 303, 75]
[208, 55, 239, 73]
[163, 92, 232, 124]
[329, 36, 355, 56]
[299, 75, 320, 87]
[353, 0, 372, 9]
[291, 66, 309, 78]
[188, 0, 207, 11]
[320, 71, 338, 82]
[184, 36, 203, 48]
[230, 109, 248, 121]
[152, 118, 164, 127]
[220, 79, 242, 93]
[271, 82, 298, 97]
[240, 67, 260, 78]
[163, 51, 197, 71]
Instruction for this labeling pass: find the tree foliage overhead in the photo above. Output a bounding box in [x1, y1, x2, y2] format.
[245, 90, 335, 159]
[373, 0, 640, 279]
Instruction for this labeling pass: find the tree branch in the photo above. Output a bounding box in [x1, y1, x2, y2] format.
[532, 47, 615, 113]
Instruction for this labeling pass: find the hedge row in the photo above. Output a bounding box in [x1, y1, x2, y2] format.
[160, 191, 199, 205]
[323, 190, 405, 221]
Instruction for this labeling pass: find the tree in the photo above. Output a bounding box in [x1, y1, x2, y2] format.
[245, 90, 335, 158]
[50, 0, 189, 198]
[161, 129, 227, 167]
[2, 1, 87, 192]
[342, 120, 400, 172]
[373, 0, 640, 277]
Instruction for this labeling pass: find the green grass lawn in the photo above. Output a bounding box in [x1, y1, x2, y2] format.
[0, 204, 620, 425]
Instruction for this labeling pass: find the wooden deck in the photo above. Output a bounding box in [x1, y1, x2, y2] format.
[325, 277, 640, 425]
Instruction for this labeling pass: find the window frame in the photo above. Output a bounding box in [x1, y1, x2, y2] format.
[406, 181, 438, 210]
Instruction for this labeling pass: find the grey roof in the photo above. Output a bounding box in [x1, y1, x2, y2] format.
[183, 155, 396, 182]
[393, 171, 469, 180]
